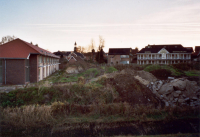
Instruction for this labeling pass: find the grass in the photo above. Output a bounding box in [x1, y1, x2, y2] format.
[143, 65, 185, 76]
[48, 68, 101, 83]
[106, 66, 118, 73]
[184, 70, 200, 76]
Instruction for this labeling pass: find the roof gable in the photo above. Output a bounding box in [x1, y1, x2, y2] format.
[138, 44, 191, 54]
[158, 48, 169, 54]
[0, 38, 59, 59]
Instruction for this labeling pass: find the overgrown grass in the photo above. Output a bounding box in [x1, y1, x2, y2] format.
[1, 103, 199, 129]
[144, 65, 185, 76]
[0, 81, 118, 107]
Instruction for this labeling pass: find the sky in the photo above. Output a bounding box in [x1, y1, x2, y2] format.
[0, 0, 200, 53]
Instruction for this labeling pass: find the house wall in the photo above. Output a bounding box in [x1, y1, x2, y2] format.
[137, 53, 191, 65]
[68, 58, 76, 64]
[2, 59, 25, 85]
[38, 55, 59, 81]
[108, 55, 130, 65]
[29, 54, 39, 83]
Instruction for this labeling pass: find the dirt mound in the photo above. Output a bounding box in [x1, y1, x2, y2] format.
[67, 56, 89, 70]
[150, 69, 171, 80]
[106, 74, 163, 107]
[136, 70, 157, 82]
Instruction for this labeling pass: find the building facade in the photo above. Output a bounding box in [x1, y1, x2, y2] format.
[108, 48, 133, 65]
[0, 38, 59, 85]
[137, 44, 192, 65]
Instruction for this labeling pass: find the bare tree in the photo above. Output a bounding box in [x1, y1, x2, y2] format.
[0, 35, 16, 45]
[98, 36, 105, 51]
[96, 36, 105, 63]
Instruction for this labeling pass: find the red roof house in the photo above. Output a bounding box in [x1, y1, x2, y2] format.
[0, 38, 60, 85]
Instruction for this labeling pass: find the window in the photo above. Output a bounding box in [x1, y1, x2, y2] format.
[120, 55, 129, 58]
[39, 56, 42, 63]
[120, 61, 129, 64]
[43, 57, 46, 63]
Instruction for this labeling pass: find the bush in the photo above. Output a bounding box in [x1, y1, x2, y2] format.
[172, 63, 191, 71]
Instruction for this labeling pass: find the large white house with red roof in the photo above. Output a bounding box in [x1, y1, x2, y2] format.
[0, 38, 60, 85]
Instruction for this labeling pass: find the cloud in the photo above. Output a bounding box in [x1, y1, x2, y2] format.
[137, 2, 200, 24]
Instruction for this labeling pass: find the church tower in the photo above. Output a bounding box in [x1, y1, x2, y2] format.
[74, 41, 77, 52]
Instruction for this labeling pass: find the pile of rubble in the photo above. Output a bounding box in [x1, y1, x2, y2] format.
[148, 77, 200, 107]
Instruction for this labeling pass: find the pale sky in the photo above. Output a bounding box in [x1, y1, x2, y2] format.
[0, 0, 200, 53]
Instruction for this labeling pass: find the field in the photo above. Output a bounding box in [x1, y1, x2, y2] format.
[0, 63, 200, 136]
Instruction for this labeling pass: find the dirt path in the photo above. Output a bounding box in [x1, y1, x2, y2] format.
[87, 72, 119, 83]
[0, 85, 24, 93]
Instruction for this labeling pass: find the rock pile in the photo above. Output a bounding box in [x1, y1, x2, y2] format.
[148, 77, 200, 107]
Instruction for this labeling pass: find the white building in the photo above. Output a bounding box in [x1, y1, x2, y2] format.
[137, 44, 193, 65]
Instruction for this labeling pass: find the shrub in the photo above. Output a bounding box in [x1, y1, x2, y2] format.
[172, 63, 191, 71]
[106, 67, 118, 73]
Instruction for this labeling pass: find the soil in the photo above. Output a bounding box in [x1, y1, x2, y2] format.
[150, 69, 171, 80]
[106, 73, 164, 108]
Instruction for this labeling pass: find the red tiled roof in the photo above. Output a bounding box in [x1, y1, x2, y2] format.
[0, 38, 59, 59]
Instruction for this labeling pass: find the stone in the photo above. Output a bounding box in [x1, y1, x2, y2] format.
[185, 80, 200, 95]
[173, 92, 179, 97]
[174, 98, 178, 102]
[185, 97, 190, 101]
[165, 101, 169, 107]
[178, 99, 185, 103]
[171, 79, 186, 91]
[170, 97, 174, 101]
[168, 77, 174, 80]
[158, 83, 174, 95]
[192, 97, 198, 100]
[175, 90, 182, 94]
